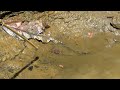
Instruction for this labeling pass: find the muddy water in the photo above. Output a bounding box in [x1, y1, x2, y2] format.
[1, 11, 120, 79]
[49, 34, 120, 79]
[52, 46, 120, 79]
[15, 32, 120, 79]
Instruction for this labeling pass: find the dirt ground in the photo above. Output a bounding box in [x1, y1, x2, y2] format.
[0, 11, 120, 79]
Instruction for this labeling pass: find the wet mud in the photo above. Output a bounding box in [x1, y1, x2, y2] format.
[0, 11, 120, 79]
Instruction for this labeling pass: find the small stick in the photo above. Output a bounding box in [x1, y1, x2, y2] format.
[10, 56, 39, 79]
[110, 23, 120, 30]
[0, 19, 38, 50]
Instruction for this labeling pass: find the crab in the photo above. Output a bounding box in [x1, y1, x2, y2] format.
[2, 20, 45, 39]
[0, 19, 62, 49]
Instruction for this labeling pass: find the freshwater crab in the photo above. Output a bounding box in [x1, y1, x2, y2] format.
[2, 20, 47, 39]
[0, 19, 62, 49]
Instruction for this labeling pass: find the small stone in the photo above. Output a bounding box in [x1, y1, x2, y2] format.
[28, 66, 33, 71]
[8, 68, 14, 73]
[59, 65, 64, 68]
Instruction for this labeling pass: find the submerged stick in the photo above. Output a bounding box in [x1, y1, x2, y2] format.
[10, 56, 39, 79]
[0, 19, 38, 50]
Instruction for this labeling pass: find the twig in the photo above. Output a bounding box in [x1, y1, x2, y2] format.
[10, 56, 39, 79]
[0, 19, 38, 50]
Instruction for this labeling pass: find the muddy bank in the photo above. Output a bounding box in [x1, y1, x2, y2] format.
[0, 11, 120, 79]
